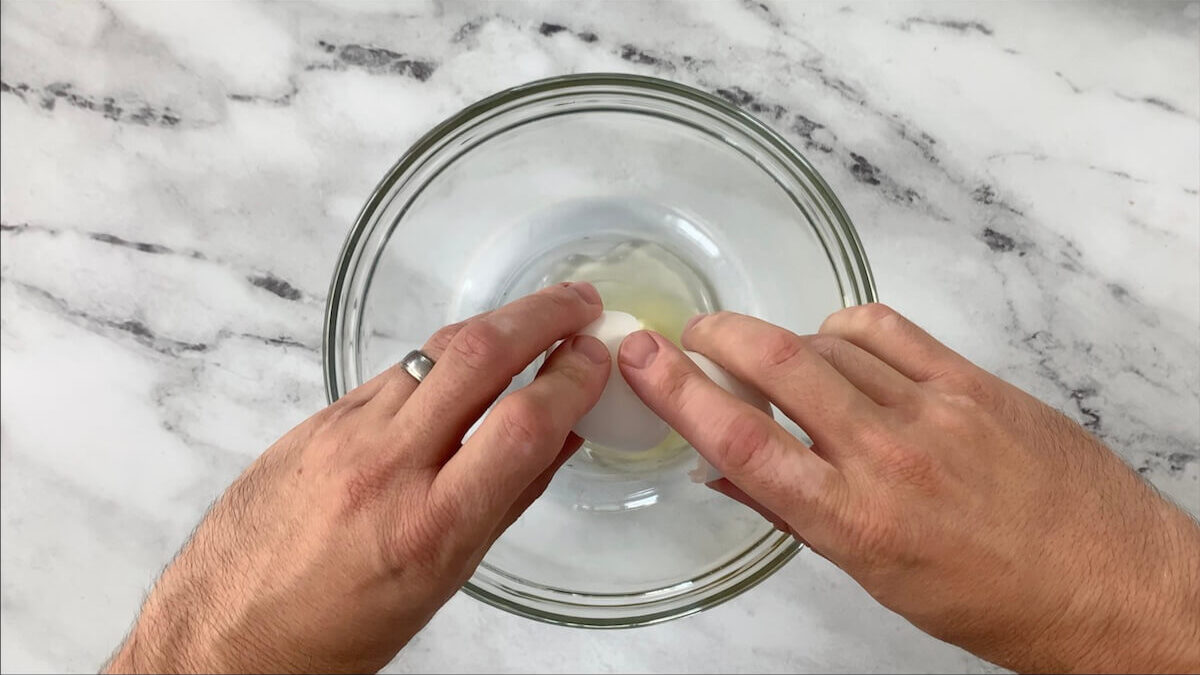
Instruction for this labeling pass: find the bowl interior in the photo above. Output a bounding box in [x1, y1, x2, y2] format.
[326, 75, 874, 626]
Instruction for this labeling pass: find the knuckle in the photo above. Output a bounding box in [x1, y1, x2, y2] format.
[888, 394, 927, 425]
[691, 310, 739, 340]
[845, 416, 942, 495]
[758, 330, 807, 370]
[822, 302, 898, 334]
[656, 362, 702, 409]
[493, 395, 554, 452]
[306, 423, 358, 466]
[450, 319, 507, 372]
[714, 412, 776, 476]
[805, 334, 847, 362]
[846, 418, 892, 451]
[424, 493, 463, 542]
[704, 310, 738, 328]
[941, 370, 995, 405]
[307, 402, 354, 435]
[926, 393, 980, 435]
[561, 362, 597, 393]
[846, 512, 908, 572]
[889, 451, 939, 490]
[426, 321, 466, 355]
[873, 441, 941, 497]
[854, 302, 900, 324]
[388, 495, 462, 573]
[550, 351, 595, 388]
[339, 461, 391, 516]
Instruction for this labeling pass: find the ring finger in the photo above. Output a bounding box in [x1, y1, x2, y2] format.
[354, 314, 483, 418]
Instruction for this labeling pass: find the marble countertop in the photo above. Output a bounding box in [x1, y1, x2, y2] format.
[2, 1, 1196, 672]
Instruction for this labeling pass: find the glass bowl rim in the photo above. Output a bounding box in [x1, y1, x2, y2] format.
[322, 72, 877, 628]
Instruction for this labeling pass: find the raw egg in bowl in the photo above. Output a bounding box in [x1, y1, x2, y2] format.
[324, 74, 875, 627]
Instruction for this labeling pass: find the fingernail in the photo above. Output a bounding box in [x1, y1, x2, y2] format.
[572, 335, 610, 364]
[565, 281, 602, 306]
[684, 313, 709, 333]
[619, 331, 659, 369]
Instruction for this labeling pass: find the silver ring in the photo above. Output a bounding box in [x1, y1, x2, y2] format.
[400, 349, 436, 383]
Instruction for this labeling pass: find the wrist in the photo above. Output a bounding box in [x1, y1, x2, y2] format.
[106, 578, 306, 674]
[1141, 514, 1200, 671]
[1049, 503, 1200, 673]
[104, 606, 202, 674]
[104, 572, 229, 675]
[104, 625, 178, 674]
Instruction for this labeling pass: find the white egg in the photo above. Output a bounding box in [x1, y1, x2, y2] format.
[571, 311, 774, 470]
[683, 351, 772, 415]
[572, 311, 672, 452]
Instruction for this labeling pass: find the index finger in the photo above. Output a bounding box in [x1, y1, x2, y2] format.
[618, 330, 843, 534]
[394, 282, 603, 466]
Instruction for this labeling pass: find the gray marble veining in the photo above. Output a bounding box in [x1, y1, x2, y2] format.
[1, 2, 1196, 672]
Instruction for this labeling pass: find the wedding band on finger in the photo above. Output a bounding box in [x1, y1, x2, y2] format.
[400, 349, 436, 384]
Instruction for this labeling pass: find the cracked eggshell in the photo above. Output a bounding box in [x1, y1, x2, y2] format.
[571, 311, 672, 452]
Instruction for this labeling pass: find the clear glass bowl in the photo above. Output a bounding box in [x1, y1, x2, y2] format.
[323, 74, 875, 627]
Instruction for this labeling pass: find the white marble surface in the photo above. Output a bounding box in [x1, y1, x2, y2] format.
[2, 1, 1197, 672]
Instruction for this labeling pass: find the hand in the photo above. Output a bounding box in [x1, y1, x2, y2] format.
[618, 304, 1200, 673]
[105, 283, 610, 674]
